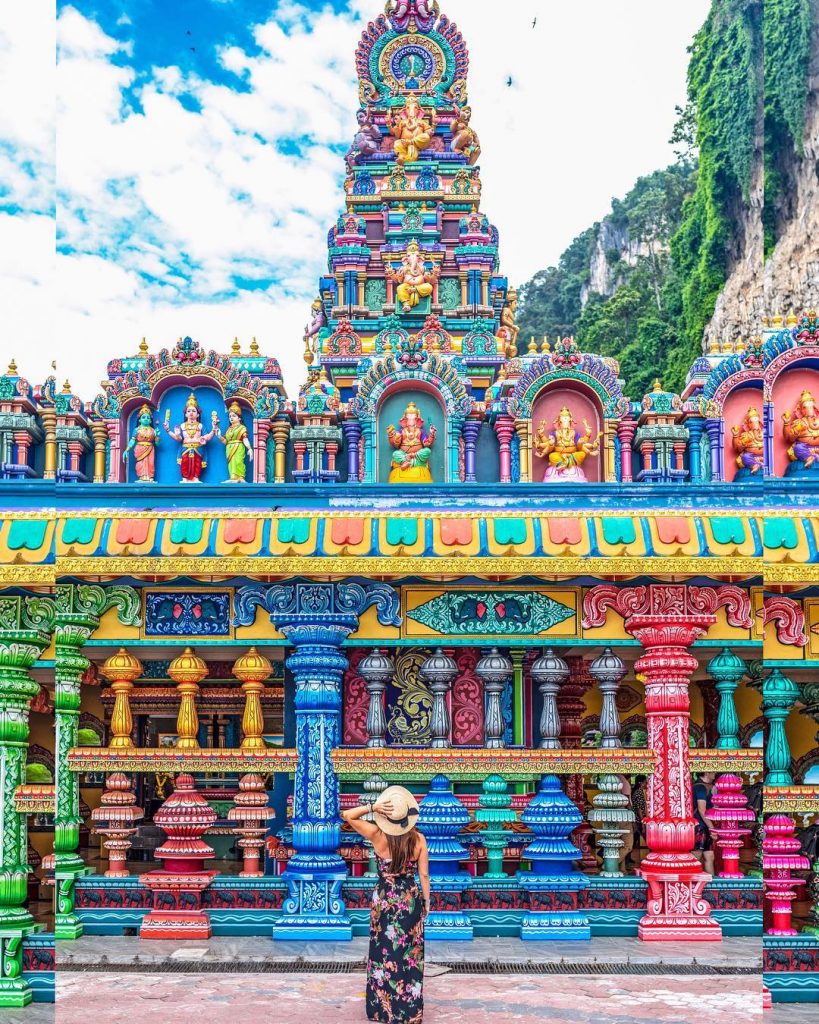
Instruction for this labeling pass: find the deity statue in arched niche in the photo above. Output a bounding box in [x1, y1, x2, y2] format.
[387, 401, 437, 483]
[386, 94, 438, 165]
[218, 402, 253, 483]
[123, 404, 158, 482]
[533, 406, 603, 482]
[732, 406, 764, 475]
[387, 241, 439, 312]
[164, 393, 218, 483]
[784, 390, 819, 469]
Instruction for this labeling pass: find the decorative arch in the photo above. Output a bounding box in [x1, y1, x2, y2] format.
[508, 351, 626, 483]
[350, 351, 473, 483]
[761, 316, 819, 477]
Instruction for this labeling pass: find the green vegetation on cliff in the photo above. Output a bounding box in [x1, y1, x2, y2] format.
[518, 0, 812, 398]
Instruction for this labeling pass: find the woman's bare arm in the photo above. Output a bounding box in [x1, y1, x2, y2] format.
[416, 833, 431, 912]
[341, 803, 380, 841]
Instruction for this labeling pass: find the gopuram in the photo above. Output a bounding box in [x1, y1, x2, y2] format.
[0, 0, 817, 1011]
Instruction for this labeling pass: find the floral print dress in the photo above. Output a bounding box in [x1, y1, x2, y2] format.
[366, 855, 425, 1023]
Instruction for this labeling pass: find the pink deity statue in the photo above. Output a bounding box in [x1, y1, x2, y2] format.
[386, 0, 439, 32]
[732, 406, 764, 474]
[163, 393, 218, 483]
[783, 389, 819, 467]
[123, 403, 158, 482]
[533, 407, 603, 482]
[387, 402, 436, 483]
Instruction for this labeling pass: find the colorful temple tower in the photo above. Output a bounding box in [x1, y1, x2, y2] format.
[0, 0, 816, 1012]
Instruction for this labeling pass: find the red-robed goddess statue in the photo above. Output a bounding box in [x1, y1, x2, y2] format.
[163, 393, 218, 483]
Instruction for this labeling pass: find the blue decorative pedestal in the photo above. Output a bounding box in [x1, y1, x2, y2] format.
[418, 774, 473, 940]
[517, 775, 590, 940]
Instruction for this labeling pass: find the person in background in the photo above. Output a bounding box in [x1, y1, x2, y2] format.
[630, 775, 648, 864]
[693, 771, 717, 874]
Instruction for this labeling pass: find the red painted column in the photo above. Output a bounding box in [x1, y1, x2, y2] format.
[495, 415, 515, 484]
[583, 583, 752, 941]
[617, 419, 636, 482]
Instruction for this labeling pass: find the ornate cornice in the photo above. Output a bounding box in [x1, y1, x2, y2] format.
[763, 785, 819, 814]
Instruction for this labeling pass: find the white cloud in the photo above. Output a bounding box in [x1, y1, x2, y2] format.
[0, 0, 710, 400]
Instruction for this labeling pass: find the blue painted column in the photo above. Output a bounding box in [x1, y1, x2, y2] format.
[342, 420, 362, 482]
[704, 419, 723, 481]
[687, 418, 704, 482]
[235, 582, 400, 940]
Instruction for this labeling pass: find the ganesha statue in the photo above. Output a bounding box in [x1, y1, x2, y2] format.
[784, 389, 819, 470]
[533, 407, 603, 482]
[387, 240, 439, 312]
[732, 406, 764, 476]
[387, 402, 437, 483]
[386, 94, 437, 165]
[386, 0, 439, 33]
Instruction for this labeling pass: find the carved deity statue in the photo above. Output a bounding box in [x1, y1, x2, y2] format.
[387, 240, 439, 312]
[345, 108, 381, 172]
[732, 406, 764, 475]
[218, 402, 253, 483]
[450, 103, 481, 165]
[533, 406, 603, 482]
[386, 0, 439, 33]
[784, 389, 819, 468]
[387, 402, 437, 483]
[497, 288, 520, 357]
[163, 393, 218, 483]
[123, 403, 158, 482]
[386, 94, 437, 165]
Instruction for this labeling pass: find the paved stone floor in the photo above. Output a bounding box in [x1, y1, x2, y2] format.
[54, 972, 764, 1023]
[57, 934, 762, 968]
[769, 1007, 817, 1022]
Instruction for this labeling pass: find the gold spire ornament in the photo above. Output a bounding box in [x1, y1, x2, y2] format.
[101, 648, 143, 749]
[168, 647, 208, 749]
[232, 647, 273, 750]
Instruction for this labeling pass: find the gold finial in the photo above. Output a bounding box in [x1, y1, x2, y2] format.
[787, 310, 798, 327]
[250, 336, 259, 356]
[303, 336, 314, 366]
[232, 337, 241, 355]
[527, 335, 537, 354]
[653, 378, 663, 392]
[62, 379, 72, 394]
[772, 314, 783, 327]
[6, 358, 17, 375]
[139, 337, 148, 356]
[541, 335, 550, 353]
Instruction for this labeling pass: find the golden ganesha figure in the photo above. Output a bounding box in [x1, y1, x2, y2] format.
[533, 406, 603, 482]
[386, 94, 438, 165]
[732, 406, 764, 475]
[783, 389, 819, 468]
[387, 240, 439, 312]
[387, 401, 437, 483]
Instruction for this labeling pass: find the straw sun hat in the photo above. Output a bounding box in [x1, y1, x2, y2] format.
[372, 785, 420, 836]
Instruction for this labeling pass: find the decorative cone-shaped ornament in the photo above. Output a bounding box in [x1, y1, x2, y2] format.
[90, 773, 143, 876]
[228, 774, 275, 877]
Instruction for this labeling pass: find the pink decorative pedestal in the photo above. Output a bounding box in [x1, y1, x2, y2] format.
[709, 774, 755, 878]
[227, 774, 275, 877]
[140, 774, 218, 940]
[763, 814, 809, 935]
[90, 773, 144, 877]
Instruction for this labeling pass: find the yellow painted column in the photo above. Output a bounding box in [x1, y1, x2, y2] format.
[233, 647, 273, 750]
[168, 647, 207, 749]
[41, 407, 57, 480]
[102, 648, 143, 749]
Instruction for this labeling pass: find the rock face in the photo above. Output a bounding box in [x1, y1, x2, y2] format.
[705, 23, 819, 346]
[581, 219, 657, 306]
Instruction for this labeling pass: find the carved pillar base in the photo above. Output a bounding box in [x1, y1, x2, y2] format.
[638, 872, 722, 941]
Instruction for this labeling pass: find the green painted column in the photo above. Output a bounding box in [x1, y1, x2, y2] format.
[0, 593, 55, 1008]
[54, 584, 139, 940]
[707, 648, 746, 749]
[762, 669, 800, 787]
[511, 649, 525, 746]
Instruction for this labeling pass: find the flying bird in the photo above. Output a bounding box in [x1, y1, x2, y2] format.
[532, 17, 537, 28]
[506, 75, 513, 87]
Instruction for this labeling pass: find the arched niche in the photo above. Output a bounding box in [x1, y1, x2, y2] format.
[376, 384, 446, 484]
[721, 383, 764, 482]
[769, 358, 819, 477]
[122, 381, 254, 485]
[530, 380, 605, 483]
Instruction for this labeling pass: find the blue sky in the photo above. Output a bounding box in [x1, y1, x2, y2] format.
[0, 0, 710, 397]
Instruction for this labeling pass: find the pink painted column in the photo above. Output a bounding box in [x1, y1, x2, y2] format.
[709, 774, 754, 877]
[106, 421, 122, 482]
[253, 420, 271, 483]
[617, 418, 636, 482]
[495, 415, 515, 483]
[583, 583, 752, 941]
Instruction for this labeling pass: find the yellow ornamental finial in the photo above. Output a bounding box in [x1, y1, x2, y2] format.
[528, 335, 537, 353]
[139, 337, 148, 356]
[250, 336, 259, 355]
[232, 337, 241, 355]
[6, 358, 17, 375]
[62, 379, 72, 394]
[787, 310, 798, 327]
[653, 379, 663, 392]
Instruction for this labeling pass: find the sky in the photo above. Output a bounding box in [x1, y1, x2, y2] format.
[0, 0, 711, 399]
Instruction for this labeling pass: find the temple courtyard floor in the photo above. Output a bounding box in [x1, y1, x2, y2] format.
[0, 936, 778, 1023]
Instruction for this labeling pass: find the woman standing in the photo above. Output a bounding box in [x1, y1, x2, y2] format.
[342, 786, 430, 1023]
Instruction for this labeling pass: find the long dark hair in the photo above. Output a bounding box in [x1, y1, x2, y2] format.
[386, 829, 418, 873]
